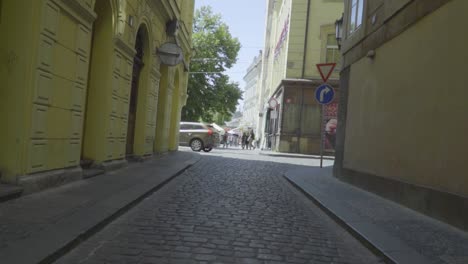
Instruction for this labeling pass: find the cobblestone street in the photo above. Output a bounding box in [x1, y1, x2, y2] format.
[56, 148, 383, 264]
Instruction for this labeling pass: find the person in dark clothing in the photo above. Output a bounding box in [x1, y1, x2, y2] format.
[247, 130, 255, 150]
[241, 133, 248, 149]
[222, 133, 228, 148]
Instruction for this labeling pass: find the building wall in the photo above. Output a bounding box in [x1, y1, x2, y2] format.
[256, 1, 273, 144]
[0, 0, 40, 180]
[335, 0, 468, 230]
[259, 0, 343, 153]
[0, 0, 93, 178]
[268, 0, 290, 95]
[343, 0, 468, 197]
[0, 0, 194, 187]
[83, 0, 116, 163]
[285, 0, 306, 78]
[242, 52, 262, 130]
[286, 0, 342, 79]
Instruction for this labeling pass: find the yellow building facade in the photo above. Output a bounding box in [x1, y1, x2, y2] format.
[259, 0, 343, 154]
[0, 0, 194, 192]
[335, 0, 468, 230]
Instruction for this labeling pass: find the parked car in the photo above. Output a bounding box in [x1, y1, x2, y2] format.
[179, 122, 220, 152]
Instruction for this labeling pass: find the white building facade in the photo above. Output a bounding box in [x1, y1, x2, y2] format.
[241, 51, 263, 134]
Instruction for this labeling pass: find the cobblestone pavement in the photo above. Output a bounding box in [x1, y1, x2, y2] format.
[56, 148, 383, 264]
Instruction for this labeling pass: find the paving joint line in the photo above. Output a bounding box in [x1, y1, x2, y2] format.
[283, 174, 395, 264]
[38, 157, 201, 264]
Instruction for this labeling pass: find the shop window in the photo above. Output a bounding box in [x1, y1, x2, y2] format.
[282, 88, 301, 134]
[349, 0, 364, 35]
[301, 89, 320, 135]
[282, 88, 321, 136]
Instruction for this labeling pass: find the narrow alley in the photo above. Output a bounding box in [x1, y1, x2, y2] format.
[55, 149, 382, 264]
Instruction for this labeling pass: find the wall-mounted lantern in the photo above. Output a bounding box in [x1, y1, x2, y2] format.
[157, 19, 184, 66]
[335, 14, 344, 49]
[128, 15, 135, 28]
[157, 43, 183, 66]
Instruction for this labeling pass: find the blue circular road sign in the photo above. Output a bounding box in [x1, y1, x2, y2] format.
[315, 84, 335, 105]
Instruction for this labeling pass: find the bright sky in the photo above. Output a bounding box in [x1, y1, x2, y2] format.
[194, 0, 266, 110]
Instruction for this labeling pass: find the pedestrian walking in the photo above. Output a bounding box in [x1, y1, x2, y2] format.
[247, 130, 255, 150]
[241, 132, 248, 150]
[222, 133, 228, 148]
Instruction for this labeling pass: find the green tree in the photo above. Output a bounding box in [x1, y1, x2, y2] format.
[182, 6, 242, 123]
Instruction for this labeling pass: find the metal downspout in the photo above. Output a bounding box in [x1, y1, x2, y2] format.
[297, 0, 311, 153]
[301, 0, 311, 79]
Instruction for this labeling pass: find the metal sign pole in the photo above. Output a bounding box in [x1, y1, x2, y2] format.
[320, 104, 324, 168]
[315, 62, 336, 169]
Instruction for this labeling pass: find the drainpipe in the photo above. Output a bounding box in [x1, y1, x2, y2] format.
[298, 0, 311, 153]
[301, 0, 311, 79]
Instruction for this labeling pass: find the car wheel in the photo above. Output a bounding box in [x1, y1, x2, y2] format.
[203, 147, 212, 152]
[190, 139, 203, 152]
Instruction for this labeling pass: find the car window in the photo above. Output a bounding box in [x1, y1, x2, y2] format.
[194, 125, 205, 130]
[180, 124, 190, 130]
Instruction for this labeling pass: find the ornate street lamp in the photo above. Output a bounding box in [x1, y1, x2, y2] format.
[157, 43, 183, 66]
[157, 20, 184, 66]
[335, 14, 344, 49]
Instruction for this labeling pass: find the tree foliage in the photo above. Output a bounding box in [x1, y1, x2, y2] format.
[182, 6, 242, 123]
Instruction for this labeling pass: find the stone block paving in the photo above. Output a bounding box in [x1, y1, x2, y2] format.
[57, 156, 384, 264]
[286, 167, 468, 264]
[0, 151, 198, 264]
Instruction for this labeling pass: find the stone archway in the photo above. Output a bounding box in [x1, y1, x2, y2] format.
[126, 26, 148, 156]
[128, 23, 154, 158]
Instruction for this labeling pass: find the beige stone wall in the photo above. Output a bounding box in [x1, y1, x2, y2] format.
[0, 0, 194, 182]
[343, 0, 468, 196]
[284, 0, 343, 79]
[0, 1, 40, 179]
[270, 0, 290, 92]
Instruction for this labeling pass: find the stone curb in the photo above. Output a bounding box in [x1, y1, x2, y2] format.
[0, 184, 23, 202]
[284, 172, 433, 264]
[0, 155, 202, 264]
[45, 156, 202, 263]
[284, 174, 394, 263]
[259, 151, 335, 160]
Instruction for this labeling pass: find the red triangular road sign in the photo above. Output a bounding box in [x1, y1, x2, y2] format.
[316, 63, 336, 83]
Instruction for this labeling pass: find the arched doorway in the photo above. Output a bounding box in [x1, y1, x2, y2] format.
[81, 0, 113, 163]
[125, 27, 147, 157]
